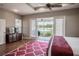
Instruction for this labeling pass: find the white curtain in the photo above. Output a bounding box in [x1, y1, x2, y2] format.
[55, 17, 65, 36]
[30, 19, 38, 39]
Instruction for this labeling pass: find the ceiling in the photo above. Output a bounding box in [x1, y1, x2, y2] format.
[0, 3, 79, 15]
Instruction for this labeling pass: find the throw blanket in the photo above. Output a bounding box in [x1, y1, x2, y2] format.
[49, 36, 73, 56]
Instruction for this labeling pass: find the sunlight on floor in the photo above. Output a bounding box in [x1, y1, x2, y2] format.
[37, 37, 51, 42]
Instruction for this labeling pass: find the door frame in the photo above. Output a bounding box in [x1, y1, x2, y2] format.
[0, 19, 6, 45]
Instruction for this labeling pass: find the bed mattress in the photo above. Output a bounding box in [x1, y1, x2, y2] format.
[48, 36, 79, 56]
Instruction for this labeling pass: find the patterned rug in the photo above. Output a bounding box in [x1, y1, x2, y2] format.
[4, 41, 48, 56]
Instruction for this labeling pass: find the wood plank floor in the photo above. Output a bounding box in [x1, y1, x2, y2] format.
[0, 39, 34, 56]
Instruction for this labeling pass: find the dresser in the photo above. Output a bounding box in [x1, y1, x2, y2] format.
[6, 27, 22, 43]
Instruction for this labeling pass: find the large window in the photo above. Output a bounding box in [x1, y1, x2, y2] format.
[30, 16, 65, 38]
[37, 18, 54, 37]
[15, 19, 22, 33]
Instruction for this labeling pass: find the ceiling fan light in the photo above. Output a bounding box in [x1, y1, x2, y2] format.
[13, 9, 19, 12]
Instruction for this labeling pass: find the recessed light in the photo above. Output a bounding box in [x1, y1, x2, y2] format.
[13, 9, 19, 12]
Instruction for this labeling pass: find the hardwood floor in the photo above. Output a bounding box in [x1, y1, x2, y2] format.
[0, 39, 34, 56]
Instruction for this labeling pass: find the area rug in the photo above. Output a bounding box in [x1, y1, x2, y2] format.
[4, 41, 48, 56]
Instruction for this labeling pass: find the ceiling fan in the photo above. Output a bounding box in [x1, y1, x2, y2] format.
[27, 3, 62, 11]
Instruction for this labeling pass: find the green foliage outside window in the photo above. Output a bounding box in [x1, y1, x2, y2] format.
[38, 24, 53, 28]
[39, 31, 53, 37]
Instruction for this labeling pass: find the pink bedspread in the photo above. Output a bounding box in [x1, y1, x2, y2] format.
[51, 36, 73, 56]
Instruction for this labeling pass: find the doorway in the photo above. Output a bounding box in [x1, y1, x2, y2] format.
[0, 19, 6, 45]
[36, 18, 54, 41]
[30, 16, 65, 41]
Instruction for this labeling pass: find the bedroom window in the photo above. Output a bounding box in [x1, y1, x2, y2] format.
[30, 17, 54, 40]
[36, 18, 54, 37]
[15, 19, 22, 33]
[30, 16, 65, 40]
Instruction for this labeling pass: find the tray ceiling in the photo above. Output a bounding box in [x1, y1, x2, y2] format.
[0, 3, 79, 15]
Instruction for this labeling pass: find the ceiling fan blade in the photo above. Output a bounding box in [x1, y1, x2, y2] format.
[26, 3, 35, 10]
[51, 3, 62, 7]
[27, 3, 62, 11]
[52, 5, 62, 7]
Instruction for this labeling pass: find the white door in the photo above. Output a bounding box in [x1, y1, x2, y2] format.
[55, 17, 65, 36]
[0, 19, 6, 45]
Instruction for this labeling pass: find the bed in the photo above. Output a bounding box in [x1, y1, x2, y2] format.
[48, 36, 79, 56]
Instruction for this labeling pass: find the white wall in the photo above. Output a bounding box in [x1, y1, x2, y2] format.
[0, 8, 22, 44]
[22, 8, 79, 38]
[22, 18, 30, 37]
[65, 15, 79, 37]
[0, 8, 22, 27]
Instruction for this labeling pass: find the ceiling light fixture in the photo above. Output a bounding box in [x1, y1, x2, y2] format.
[13, 9, 19, 12]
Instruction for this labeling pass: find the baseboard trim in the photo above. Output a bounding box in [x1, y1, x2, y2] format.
[0, 42, 5, 45]
[23, 37, 37, 40]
